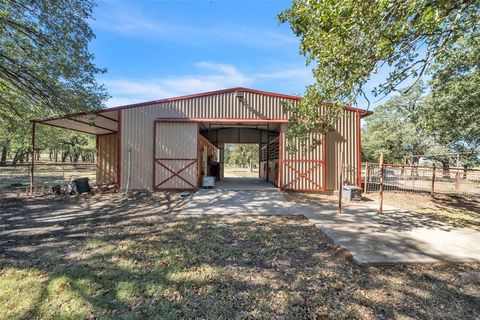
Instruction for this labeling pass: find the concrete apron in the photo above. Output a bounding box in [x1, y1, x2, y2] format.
[303, 203, 480, 265]
[180, 189, 480, 265]
[180, 189, 311, 215]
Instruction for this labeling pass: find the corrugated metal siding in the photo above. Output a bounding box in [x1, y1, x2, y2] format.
[154, 122, 198, 190]
[120, 92, 293, 189]
[96, 133, 117, 185]
[280, 124, 325, 191]
[119, 90, 359, 191]
[325, 110, 360, 190]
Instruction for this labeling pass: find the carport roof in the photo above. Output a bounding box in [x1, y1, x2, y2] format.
[32, 87, 373, 134]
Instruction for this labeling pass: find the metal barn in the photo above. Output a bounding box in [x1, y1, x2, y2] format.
[32, 87, 371, 192]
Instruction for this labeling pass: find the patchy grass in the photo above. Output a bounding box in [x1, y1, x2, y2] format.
[0, 193, 479, 319]
[369, 193, 480, 229]
[420, 207, 480, 227]
[0, 165, 96, 192]
[288, 191, 480, 229]
[224, 166, 259, 178]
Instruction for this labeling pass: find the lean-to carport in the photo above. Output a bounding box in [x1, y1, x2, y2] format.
[29, 110, 119, 192]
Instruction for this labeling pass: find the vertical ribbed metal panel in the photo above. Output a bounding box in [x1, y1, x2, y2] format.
[97, 133, 117, 185]
[119, 90, 358, 191]
[120, 91, 292, 189]
[280, 124, 324, 191]
[154, 122, 197, 189]
[325, 109, 359, 190]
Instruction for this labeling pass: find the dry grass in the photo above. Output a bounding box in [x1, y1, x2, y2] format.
[0, 192, 479, 319]
[369, 193, 480, 229]
[224, 166, 259, 178]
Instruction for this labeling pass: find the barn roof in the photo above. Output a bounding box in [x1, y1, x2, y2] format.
[32, 87, 372, 134]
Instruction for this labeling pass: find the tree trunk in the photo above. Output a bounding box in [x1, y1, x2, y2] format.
[12, 150, 21, 165]
[0, 141, 8, 166]
[61, 150, 69, 162]
[441, 160, 450, 179]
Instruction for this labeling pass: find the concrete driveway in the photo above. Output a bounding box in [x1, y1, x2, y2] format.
[180, 187, 480, 265]
[303, 202, 480, 265]
[180, 188, 312, 215]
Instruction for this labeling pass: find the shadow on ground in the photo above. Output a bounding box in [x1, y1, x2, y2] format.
[0, 192, 479, 319]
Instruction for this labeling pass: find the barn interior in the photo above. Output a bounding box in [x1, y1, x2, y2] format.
[198, 121, 280, 190]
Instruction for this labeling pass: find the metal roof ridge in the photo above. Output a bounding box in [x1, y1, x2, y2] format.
[32, 87, 372, 123]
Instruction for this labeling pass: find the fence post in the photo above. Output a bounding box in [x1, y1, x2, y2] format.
[378, 153, 384, 214]
[455, 171, 461, 192]
[363, 162, 369, 194]
[338, 150, 344, 214]
[431, 164, 436, 196]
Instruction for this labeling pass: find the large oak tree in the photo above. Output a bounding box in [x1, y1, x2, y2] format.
[279, 0, 479, 145]
[0, 0, 108, 116]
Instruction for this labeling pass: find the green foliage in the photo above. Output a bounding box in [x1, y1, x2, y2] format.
[282, 89, 342, 153]
[422, 33, 480, 148]
[362, 79, 480, 167]
[0, 0, 108, 116]
[224, 144, 259, 168]
[279, 0, 479, 143]
[0, 0, 105, 165]
[362, 82, 434, 163]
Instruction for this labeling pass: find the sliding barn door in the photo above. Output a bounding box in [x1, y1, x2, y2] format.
[153, 121, 198, 190]
[279, 124, 325, 192]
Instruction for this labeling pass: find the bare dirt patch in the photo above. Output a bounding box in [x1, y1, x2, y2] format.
[0, 192, 479, 319]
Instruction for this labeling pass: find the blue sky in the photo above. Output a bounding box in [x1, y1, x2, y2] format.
[90, 0, 389, 110]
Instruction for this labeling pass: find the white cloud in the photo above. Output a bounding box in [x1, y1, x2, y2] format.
[92, 0, 296, 47]
[92, 0, 181, 37]
[102, 62, 252, 107]
[102, 62, 315, 107]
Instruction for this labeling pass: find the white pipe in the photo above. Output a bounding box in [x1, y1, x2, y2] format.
[125, 145, 132, 194]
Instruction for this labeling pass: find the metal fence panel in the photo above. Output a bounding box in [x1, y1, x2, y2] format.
[362, 163, 480, 197]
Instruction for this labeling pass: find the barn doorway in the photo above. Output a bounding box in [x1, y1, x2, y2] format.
[224, 144, 259, 178]
[198, 121, 280, 191]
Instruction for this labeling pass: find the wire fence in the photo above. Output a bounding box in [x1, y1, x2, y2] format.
[0, 163, 96, 195]
[362, 162, 480, 197]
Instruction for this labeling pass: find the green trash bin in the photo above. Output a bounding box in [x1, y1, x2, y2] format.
[73, 177, 90, 194]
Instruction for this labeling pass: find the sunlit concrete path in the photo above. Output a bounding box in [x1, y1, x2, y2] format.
[181, 188, 480, 265]
[180, 188, 309, 215]
[303, 202, 480, 265]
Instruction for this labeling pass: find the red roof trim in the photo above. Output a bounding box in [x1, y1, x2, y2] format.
[32, 87, 372, 122]
[103, 87, 301, 113]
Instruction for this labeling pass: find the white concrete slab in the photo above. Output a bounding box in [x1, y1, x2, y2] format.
[180, 189, 310, 215]
[180, 188, 480, 265]
[304, 202, 480, 265]
[213, 177, 278, 191]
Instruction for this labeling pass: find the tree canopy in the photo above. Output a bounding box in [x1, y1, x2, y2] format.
[0, 0, 107, 165]
[224, 144, 259, 169]
[362, 80, 480, 168]
[362, 82, 431, 163]
[0, 0, 108, 116]
[279, 0, 479, 143]
[422, 33, 480, 148]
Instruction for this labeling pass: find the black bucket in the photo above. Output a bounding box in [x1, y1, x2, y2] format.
[73, 177, 90, 194]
